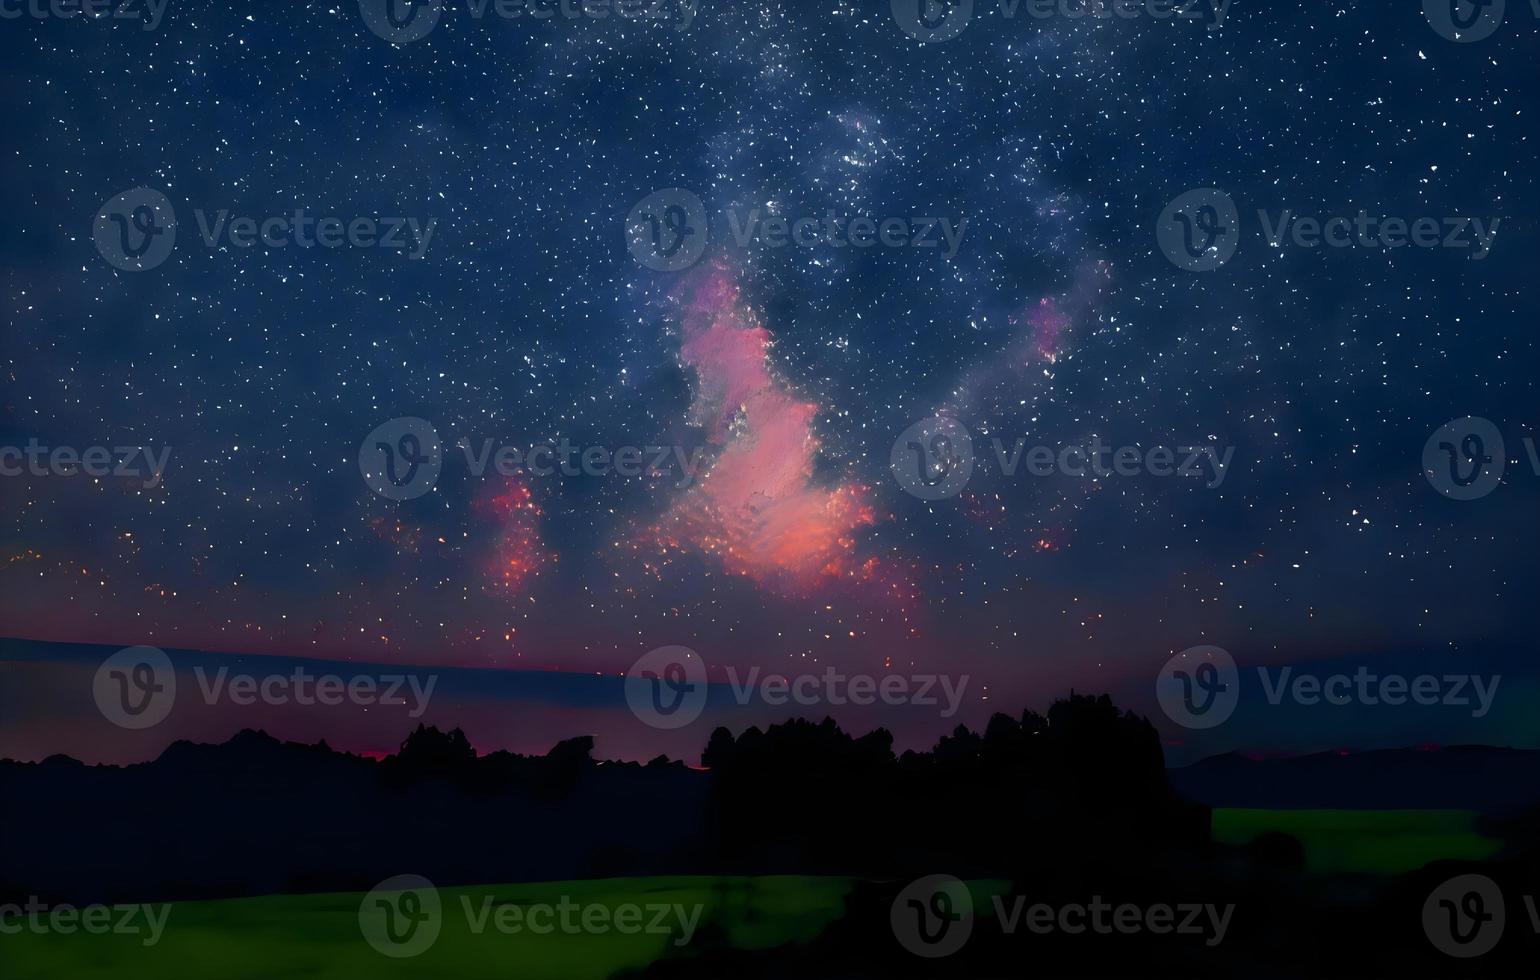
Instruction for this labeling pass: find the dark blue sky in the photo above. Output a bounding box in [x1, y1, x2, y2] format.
[1, 1, 1537, 762]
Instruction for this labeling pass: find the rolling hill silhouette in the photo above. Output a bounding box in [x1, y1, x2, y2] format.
[1170, 746, 1540, 814]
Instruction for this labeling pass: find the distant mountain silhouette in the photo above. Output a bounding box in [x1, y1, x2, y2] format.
[1170, 746, 1540, 813]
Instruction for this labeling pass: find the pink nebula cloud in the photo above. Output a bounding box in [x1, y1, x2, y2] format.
[1026, 296, 1071, 363]
[651, 265, 881, 593]
[474, 477, 552, 595]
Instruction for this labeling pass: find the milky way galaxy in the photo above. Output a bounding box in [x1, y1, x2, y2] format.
[1, 2, 1536, 763]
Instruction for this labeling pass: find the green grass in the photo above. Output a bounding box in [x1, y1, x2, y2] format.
[1212, 808, 1503, 874]
[3, 875, 856, 980]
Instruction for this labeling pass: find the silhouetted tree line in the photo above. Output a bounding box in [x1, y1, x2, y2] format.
[622, 719, 1540, 980]
[700, 694, 1204, 875]
[8, 697, 1540, 977]
[0, 693, 1201, 904]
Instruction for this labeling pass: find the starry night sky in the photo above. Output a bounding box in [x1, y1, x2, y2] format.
[2, 1, 1538, 762]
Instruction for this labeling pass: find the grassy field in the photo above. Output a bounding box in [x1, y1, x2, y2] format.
[3, 875, 858, 980]
[1212, 808, 1503, 874]
[6, 816, 1500, 980]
